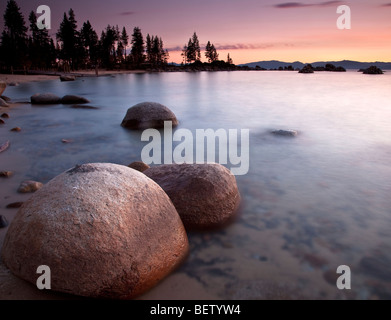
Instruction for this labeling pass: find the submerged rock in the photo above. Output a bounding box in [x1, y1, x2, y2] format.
[0, 119, 4, 125]
[0, 171, 13, 178]
[60, 75, 76, 82]
[0, 98, 9, 107]
[31, 93, 61, 105]
[17, 181, 43, 193]
[128, 161, 150, 173]
[0, 95, 11, 102]
[362, 66, 384, 74]
[1, 163, 188, 299]
[61, 95, 90, 104]
[271, 129, 298, 137]
[0, 141, 10, 153]
[70, 105, 99, 110]
[144, 163, 241, 230]
[10, 127, 21, 132]
[6, 202, 24, 209]
[121, 102, 178, 129]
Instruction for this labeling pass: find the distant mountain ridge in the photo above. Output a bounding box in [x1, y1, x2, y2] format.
[240, 60, 391, 70]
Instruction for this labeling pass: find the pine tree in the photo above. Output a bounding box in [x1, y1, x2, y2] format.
[56, 9, 82, 70]
[227, 53, 233, 65]
[192, 32, 201, 62]
[80, 20, 99, 66]
[205, 41, 219, 63]
[28, 11, 54, 69]
[182, 32, 201, 64]
[131, 27, 145, 67]
[146, 34, 152, 63]
[121, 27, 129, 60]
[0, 0, 28, 70]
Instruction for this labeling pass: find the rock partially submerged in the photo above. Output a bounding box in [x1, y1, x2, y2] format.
[299, 64, 314, 74]
[121, 102, 178, 129]
[61, 95, 90, 104]
[17, 181, 43, 193]
[70, 105, 99, 110]
[31, 93, 61, 105]
[144, 163, 241, 230]
[271, 130, 298, 137]
[0, 141, 10, 153]
[0, 171, 13, 178]
[0, 98, 9, 107]
[362, 66, 384, 75]
[60, 75, 76, 82]
[1, 163, 188, 299]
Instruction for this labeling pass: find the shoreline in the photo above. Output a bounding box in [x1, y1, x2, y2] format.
[0, 70, 147, 85]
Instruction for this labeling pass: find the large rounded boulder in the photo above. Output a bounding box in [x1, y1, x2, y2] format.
[144, 163, 241, 230]
[1, 163, 189, 299]
[121, 102, 178, 129]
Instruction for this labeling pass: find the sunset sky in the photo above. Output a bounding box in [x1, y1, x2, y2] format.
[1, 0, 391, 64]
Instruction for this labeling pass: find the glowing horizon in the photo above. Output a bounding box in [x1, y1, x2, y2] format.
[1, 0, 390, 65]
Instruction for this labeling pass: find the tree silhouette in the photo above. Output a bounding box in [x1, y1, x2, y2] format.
[56, 9, 83, 70]
[131, 27, 145, 67]
[227, 53, 233, 65]
[182, 32, 201, 64]
[28, 11, 55, 69]
[205, 41, 219, 63]
[121, 27, 129, 60]
[0, 0, 28, 71]
[80, 20, 99, 67]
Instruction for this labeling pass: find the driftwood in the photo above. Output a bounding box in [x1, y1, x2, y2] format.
[0, 140, 10, 153]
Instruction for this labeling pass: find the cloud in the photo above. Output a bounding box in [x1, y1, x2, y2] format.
[119, 11, 135, 16]
[381, 3, 391, 6]
[166, 42, 306, 52]
[274, 1, 342, 9]
[274, 2, 311, 8]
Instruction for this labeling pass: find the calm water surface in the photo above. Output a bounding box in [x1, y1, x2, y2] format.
[1, 71, 391, 299]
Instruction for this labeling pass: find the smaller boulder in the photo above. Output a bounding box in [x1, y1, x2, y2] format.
[121, 102, 178, 129]
[0, 119, 4, 125]
[31, 93, 61, 105]
[1, 113, 10, 119]
[144, 163, 241, 230]
[61, 95, 90, 104]
[17, 181, 43, 193]
[10, 127, 21, 132]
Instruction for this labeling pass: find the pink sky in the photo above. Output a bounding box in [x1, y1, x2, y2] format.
[1, 0, 391, 64]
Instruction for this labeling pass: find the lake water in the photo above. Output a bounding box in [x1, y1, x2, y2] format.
[1, 70, 391, 299]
